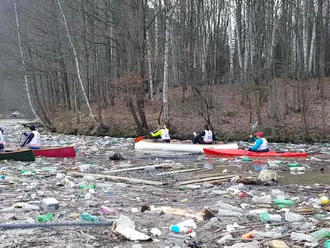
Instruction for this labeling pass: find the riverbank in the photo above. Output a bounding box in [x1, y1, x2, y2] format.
[49, 82, 330, 143]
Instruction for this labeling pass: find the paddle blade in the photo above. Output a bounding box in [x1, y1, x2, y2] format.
[134, 136, 145, 143]
[251, 121, 258, 132]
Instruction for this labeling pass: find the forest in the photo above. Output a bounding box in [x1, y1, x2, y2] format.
[1, 0, 329, 142]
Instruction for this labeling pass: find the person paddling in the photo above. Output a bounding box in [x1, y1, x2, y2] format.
[0, 127, 5, 152]
[151, 125, 171, 143]
[248, 131, 269, 152]
[21, 125, 41, 149]
[193, 124, 216, 144]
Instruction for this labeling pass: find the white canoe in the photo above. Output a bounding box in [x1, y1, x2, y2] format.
[134, 140, 238, 153]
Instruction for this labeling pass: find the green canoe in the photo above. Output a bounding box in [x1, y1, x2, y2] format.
[0, 150, 35, 162]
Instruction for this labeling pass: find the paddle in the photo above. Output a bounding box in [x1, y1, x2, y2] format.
[251, 121, 258, 134]
[134, 136, 145, 143]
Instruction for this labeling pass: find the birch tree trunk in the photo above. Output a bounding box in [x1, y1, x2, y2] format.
[56, 0, 98, 123]
[228, 9, 235, 76]
[163, 13, 171, 125]
[146, 29, 154, 102]
[12, 0, 47, 127]
[302, 0, 308, 72]
[308, 0, 317, 74]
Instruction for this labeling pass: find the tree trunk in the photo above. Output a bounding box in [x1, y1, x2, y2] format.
[163, 13, 171, 125]
[56, 0, 98, 123]
[146, 27, 154, 102]
[12, 0, 48, 127]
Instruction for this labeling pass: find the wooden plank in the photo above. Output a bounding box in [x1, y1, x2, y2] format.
[177, 174, 235, 185]
[156, 168, 208, 176]
[103, 164, 171, 174]
[70, 172, 166, 186]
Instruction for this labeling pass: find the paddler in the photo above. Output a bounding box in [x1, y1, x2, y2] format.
[21, 125, 41, 149]
[248, 131, 269, 152]
[151, 125, 171, 143]
[0, 127, 5, 152]
[193, 124, 216, 144]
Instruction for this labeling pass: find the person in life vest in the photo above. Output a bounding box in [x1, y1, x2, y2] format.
[0, 127, 5, 152]
[21, 125, 41, 149]
[193, 124, 216, 144]
[151, 125, 171, 143]
[249, 131, 269, 152]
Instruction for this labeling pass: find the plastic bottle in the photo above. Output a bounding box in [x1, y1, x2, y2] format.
[252, 195, 272, 204]
[260, 212, 282, 222]
[311, 228, 330, 241]
[320, 196, 329, 205]
[0, 175, 5, 180]
[81, 213, 98, 222]
[273, 198, 295, 208]
[285, 211, 305, 222]
[99, 206, 117, 215]
[20, 170, 36, 175]
[290, 232, 315, 243]
[243, 157, 253, 162]
[325, 240, 330, 248]
[37, 213, 53, 222]
[79, 184, 96, 190]
[170, 224, 192, 234]
[287, 163, 300, 168]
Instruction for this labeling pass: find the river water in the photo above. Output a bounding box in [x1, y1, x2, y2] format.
[1, 119, 330, 185]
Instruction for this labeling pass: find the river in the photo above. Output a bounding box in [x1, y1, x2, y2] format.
[0, 119, 329, 247]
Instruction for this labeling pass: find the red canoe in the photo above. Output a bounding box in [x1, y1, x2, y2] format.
[203, 148, 308, 158]
[32, 146, 76, 158]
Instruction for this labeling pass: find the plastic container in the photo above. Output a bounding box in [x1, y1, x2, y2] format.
[320, 196, 329, 205]
[311, 228, 330, 241]
[170, 225, 192, 233]
[42, 197, 59, 211]
[81, 213, 98, 222]
[37, 213, 53, 222]
[242, 230, 256, 239]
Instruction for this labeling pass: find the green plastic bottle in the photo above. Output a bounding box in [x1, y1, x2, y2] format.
[79, 184, 96, 190]
[179, 186, 187, 191]
[243, 157, 253, 162]
[311, 228, 330, 241]
[273, 199, 295, 208]
[81, 213, 98, 222]
[260, 212, 270, 222]
[21, 169, 36, 175]
[287, 163, 300, 168]
[313, 214, 327, 220]
[325, 240, 330, 248]
[37, 213, 53, 222]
